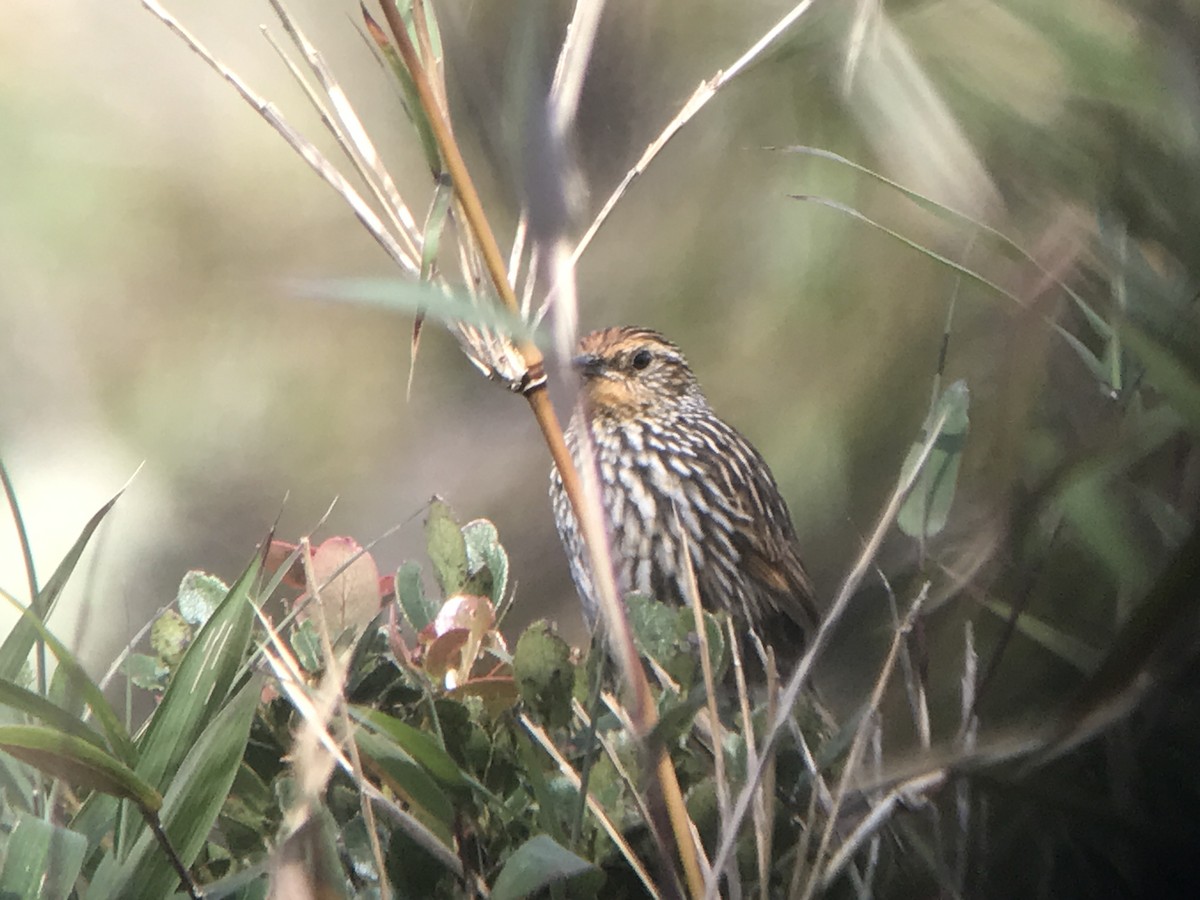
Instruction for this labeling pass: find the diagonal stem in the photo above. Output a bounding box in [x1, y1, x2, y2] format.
[376, 4, 702, 893]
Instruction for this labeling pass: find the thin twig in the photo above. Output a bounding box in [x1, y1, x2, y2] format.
[680, 524, 738, 898]
[265, 0, 421, 262]
[145, 808, 202, 900]
[140, 0, 418, 276]
[809, 584, 929, 896]
[570, 0, 818, 267]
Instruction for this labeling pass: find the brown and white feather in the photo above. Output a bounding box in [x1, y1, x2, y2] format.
[550, 327, 817, 669]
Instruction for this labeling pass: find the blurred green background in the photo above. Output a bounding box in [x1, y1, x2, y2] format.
[2, 0, 1197, 729]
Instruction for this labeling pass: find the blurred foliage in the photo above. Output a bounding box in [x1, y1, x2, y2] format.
[2, 0, 1200, 895]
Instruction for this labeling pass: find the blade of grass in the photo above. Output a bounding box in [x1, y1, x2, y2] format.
[781, 146, 1111, 340]
[0, 588, 136, 766]
[0, 725, 161, 814]
[0, 487, 124, 684]
[89, 677, 263, 900]
[980, 599, 1101, 673]
[112, 551, 261, 851]
[0, 459, 39, 640]
[360, 5, 442, 175]
[0, 676, 109, 752]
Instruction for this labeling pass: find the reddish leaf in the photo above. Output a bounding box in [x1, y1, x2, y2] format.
[378, 573, 396, 601]
[265, 540, 306, 590]
[304, 537, 384, 633]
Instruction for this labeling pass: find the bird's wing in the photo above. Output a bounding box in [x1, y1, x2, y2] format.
[692, 417, 820, 630]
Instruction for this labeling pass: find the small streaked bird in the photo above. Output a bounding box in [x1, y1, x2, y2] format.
[549, 326, 818, 671]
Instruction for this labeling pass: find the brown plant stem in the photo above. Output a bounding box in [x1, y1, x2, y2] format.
[376, 5, 702, 894]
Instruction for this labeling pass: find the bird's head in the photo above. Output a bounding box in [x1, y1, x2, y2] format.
[571, 326, 703, 419]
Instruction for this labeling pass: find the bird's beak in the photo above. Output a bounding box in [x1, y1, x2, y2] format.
[571, 353, 606, 378]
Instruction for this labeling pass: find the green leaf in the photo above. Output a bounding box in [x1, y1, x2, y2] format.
[625, 592, 686, 665]
[624, 592, 699, 686]
[360, 6, 441, 174]
[395, 561, 435, 633]
[1058, 474, 1152, 593]
[123, 654, 170, 692]
[464, 518, 509, 606]
[0, 489, 123, 683]
[0, 812, 87, 900]
[291, 276, 535, 342]
[513, 621, 574, 729]
[1121, 321, 1200, 433]
[425, 498, 469, 597]
[647, 690, 705, 754]
[981, 599, 1102, 673]
[150, 610, 192, 667]
[898, 380, 970, 539]
[0, 725, 161, 813]
[420, 176, 453, 282]
[0, 675, 108, 751]
[355, 730, 455, 844]
[0, 588, 137, 767]
[350, 706, 470, 791]
[175, 570, 229, 627]
[91, 676, 262, 900]
[289, 619, 323, 673]
[490, 834, 602, 900]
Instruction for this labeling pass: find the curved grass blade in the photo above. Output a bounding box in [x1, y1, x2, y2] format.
[110, 551, 261, 854]
[0, 488, 124, 683]
[130, 553, 261, 790]
[980, 599, 1102, 673]
[354, 730, 454, 845]
[792, 194, 1021, 306]
[0, 676, 109, 752]
[350, 706, 470, 791]
[783, 146, 1111, 340]
[0, 588, 136, 766]
[1121, 321, 1200, 433]
[0, 459, 38, 623]
[0, 725, 161, 813]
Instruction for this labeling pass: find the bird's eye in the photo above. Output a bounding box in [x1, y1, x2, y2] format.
[631, 349, 652, 370]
